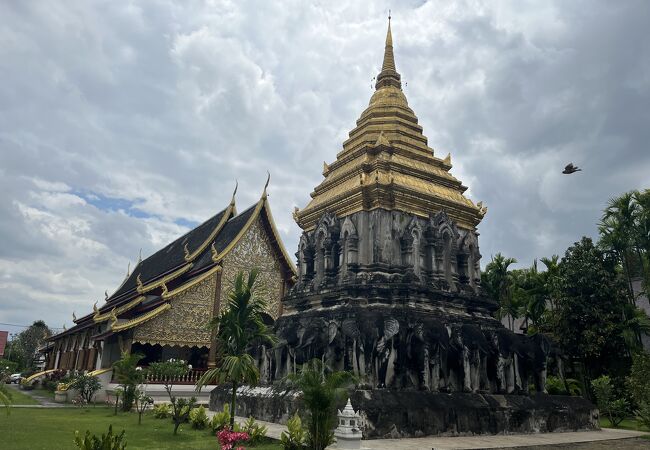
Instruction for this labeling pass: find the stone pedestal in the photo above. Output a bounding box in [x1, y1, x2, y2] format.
[210, 386, 598, 439]
[54, 390, 68, 403]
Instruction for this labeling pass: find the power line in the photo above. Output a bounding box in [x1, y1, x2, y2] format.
[0, 322, 63, 331]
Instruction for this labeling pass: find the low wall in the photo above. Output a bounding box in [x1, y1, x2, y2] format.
[210, 387, 598, 439]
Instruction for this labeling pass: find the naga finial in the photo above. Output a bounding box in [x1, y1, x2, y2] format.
[136, 273, 143, 291]
[93, 301, 99, 315]
[104, 290, 109, 301]
[72, 311, 77, 321]
[211, 242, 219, 262]
[126, 261, 131, 278]
[109, 308, 118, 328]
[161, 282, 168, 297]
[137, 248, 142, 265]
[262, 171, 271, 199]
[230, 180, 238, 206]
[183, 243, 191, 261]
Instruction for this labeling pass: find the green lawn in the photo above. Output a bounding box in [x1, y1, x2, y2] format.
[0, 407, 282, 450]
[599, 416, 650, 433]
[4, 387, 39, 405]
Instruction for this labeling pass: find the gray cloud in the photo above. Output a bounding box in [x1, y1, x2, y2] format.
[1, 0, 649, 332]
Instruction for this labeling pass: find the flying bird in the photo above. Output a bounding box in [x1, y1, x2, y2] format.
[562, 163, 582, 174]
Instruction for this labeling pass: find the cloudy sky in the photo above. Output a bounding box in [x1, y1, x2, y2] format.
[1, 0, 649, 334]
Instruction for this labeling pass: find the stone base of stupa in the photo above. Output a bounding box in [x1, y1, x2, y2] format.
[210, 386, 598, 439]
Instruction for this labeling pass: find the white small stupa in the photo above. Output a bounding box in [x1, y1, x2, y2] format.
[334, 398, 363, 449]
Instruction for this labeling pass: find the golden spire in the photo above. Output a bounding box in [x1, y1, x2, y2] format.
[375, 14, 401, 90]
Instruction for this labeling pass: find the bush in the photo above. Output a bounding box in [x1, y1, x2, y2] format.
[627, 352, 650, 429]
[217, 428, 249, 450]
[280, 413, 306, 450]
[241, 416, 268, 444]
[153, 403, 171, 419]
[189, 405, 209, 429]
[74, 425, 126, 450]
[210, 404, 231, 432]
[592, 375, 628, 427]
[545, 376, 582, 396]
[69, 374, 102, 404]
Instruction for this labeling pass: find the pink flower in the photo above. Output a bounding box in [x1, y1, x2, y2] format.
[217, 428, 249, 450]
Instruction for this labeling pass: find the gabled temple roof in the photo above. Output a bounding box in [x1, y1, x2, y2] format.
[108, 205, 233, 301]
[50, 188, 296, 341]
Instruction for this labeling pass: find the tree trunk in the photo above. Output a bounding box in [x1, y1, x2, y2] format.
[230, 381, 237, 429]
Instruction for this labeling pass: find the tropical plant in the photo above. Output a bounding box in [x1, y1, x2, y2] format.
[9, 320, 52, 370]
[545, 376, 582, 396]
[280, 413, 306, 450]
[196, 269, 277, 428]
[69, 374, 102, 405]
[148, 359, 195, 435]
[592, 375, 628, 427]
[112, 352, 145, 412]
[152, 403, 171, 419]
[241, 416, 268, 444]
[482, 253, 520, 330]
[189, 405, 209, 429]
[135, 390, 153, 425]
[284, 359, 356, 450]
[73, 425, 126, 450]
[210, 403, 231, 432]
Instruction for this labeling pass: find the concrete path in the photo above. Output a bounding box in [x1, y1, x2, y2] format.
[206, 411, 649, 449]
[360, 428, 649, 449]
[6, 384, 62, 407]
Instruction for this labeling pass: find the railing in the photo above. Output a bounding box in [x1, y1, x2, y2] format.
[144, 368, 207, 385]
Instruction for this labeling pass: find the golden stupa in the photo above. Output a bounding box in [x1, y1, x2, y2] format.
[295, 19, 486, 231]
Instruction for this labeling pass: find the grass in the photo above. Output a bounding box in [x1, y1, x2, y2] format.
[599, 416, 650, 432]
[0, 407, 282, 449]
[3, 387, 39, 405]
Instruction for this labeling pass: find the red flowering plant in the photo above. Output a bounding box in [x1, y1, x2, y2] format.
[217, 427, 249, 450]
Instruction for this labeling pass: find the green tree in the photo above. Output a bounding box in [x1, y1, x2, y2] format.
[69, 374, 102, 405]
[482, 253, 520, 330]
[599, 191, 640, 298]
[550, 237, 630, 383]
[284, 359, 356, 450]
[112, 352, 145, 412]
[195, 269, 276, 428]
[149, 359, 195, 435]
[10, 321, 52, 370]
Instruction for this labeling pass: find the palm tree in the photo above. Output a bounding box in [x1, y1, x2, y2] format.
[634, 189, 650, 296]
[621, 304, 650, 352]
[540, 255, 560, 310]
[483, 253, 519, 330]
[196, 269, 276, 428]
[284, 359, 356, 450]
[112, 351, 145, 411]
[600, 191, 640, 299]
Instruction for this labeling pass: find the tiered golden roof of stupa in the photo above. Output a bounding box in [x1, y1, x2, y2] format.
[294, 19, 487, 231]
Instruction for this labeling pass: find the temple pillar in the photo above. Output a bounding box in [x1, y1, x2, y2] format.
[208, 265, 224, 368]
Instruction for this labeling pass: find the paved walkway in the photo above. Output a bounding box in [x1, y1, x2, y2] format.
[7, 384, 63, 407]
[206, 411, 649, 449]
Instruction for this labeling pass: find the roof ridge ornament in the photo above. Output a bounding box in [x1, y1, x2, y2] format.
[72, 311, 77, 321]
[211, 242, 219, 262]
[93, 301, 98, 315]
[136, 273, 144, 292]
[183, 242, 191, 261]
[262, 171, 271, 199]
[230, 180, 238, 206]
[104, 290, 109, 301]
